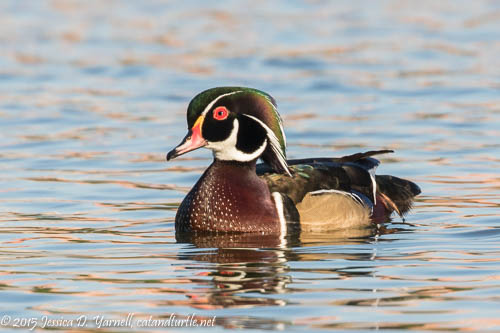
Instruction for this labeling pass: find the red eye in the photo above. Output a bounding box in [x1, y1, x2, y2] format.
[213, 106, 229, 121]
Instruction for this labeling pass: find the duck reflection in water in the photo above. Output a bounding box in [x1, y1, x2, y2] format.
[173, 228, 387, 315]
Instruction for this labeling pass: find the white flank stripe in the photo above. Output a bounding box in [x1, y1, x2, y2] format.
[242, 114, 291, 176]
[368, 166, 378, 205]
[309, 189, 366, 206]
[272, 192, 287, 238]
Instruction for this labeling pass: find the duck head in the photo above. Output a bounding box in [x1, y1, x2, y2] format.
[167, 87, 291, 175]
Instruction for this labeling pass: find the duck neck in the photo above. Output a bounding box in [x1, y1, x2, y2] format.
[211, 158, 257, 173]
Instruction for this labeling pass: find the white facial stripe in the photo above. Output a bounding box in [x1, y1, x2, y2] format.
[278, 116, 286, 148]
[202, 91, 243, 117]
[264, 95, 287, 148]
[206, 118, 267, 162]
[242, 114, 291, 176]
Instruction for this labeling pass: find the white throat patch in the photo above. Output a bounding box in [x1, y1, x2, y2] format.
[206, 118, 267, 162]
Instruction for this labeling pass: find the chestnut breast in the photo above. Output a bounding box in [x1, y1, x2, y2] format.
[175, 160, 280, 233]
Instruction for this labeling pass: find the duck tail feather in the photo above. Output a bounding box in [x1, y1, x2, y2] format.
[376, 175, 421, 215]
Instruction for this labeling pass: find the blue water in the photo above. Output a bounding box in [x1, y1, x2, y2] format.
[1, 0, 499, 331]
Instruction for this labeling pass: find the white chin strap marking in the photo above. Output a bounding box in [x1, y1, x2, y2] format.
[207, 118, 267, 162]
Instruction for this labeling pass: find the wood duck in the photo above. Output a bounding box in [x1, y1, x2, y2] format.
[167, 87, 420, 235]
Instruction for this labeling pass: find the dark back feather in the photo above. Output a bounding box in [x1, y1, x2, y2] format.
[258, 150, 420, 216]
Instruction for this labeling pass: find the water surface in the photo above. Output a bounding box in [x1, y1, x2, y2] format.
[0, 0, 499, 331]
